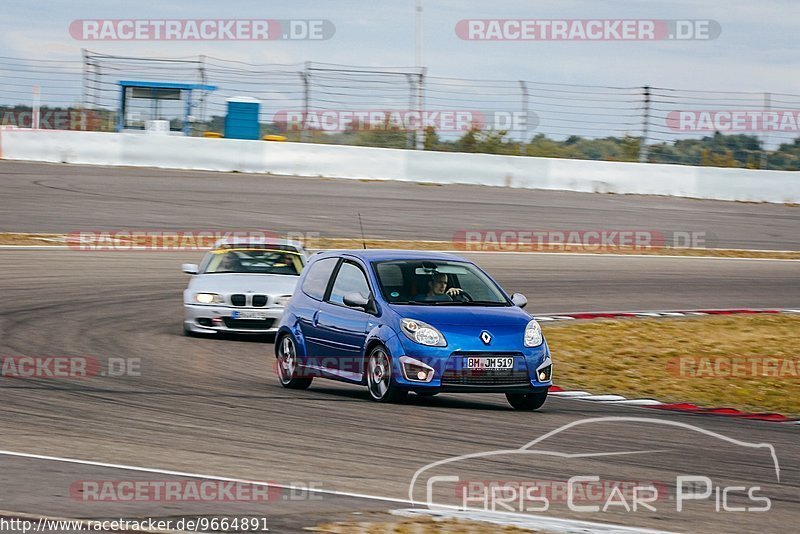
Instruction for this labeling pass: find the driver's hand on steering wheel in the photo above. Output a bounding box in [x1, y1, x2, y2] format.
[445, 288, 463, 296]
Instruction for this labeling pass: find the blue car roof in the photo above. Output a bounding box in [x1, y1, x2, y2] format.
[314, 249, 469, 262]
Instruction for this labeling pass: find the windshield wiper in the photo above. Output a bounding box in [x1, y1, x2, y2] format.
[431, 300, 509, 306]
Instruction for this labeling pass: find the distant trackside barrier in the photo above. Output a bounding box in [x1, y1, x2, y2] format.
[0, 129, 798, 204]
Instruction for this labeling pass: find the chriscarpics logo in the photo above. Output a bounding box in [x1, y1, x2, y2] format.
[408, 417, 779, 519]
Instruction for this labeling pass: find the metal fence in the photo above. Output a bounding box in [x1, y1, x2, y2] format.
[1, 50, 799, 167]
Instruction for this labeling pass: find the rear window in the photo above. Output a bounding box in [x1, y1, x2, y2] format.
[301, 258, 339, 300]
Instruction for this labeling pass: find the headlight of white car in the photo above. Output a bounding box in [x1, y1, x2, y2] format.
[274, 295, 292, 307]
[401, 318, 447, 347]
[524, 319, 543, 347]
[194, 292, 223, 304]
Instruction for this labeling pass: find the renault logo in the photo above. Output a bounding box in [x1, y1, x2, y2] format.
[480, 331, 492, 345]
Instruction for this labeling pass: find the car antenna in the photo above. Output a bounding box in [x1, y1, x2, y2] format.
[358, 212, 367, 249]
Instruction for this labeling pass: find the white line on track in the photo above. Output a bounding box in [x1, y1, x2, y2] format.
[0, 448, 676, 534]
[0, 449, 406, 505]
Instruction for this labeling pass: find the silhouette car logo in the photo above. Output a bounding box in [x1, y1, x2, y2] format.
[480, 331, 492, 344]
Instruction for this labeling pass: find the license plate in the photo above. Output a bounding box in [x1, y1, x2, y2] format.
[231, 310, 269, 320]
[465, 357, 514, 370]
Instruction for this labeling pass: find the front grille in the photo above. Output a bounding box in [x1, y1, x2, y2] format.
[231, 294, 246, 306]
[442, 353, 530, 386]
[252, 295, 267, 307]
[222, 318, 276, 330]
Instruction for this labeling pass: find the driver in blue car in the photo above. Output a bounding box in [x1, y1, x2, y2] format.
[416, 272, 464, 301]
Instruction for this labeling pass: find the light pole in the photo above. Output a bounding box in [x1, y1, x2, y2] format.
[415, 0, 424, 149]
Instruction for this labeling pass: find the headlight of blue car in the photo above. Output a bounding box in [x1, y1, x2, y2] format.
[524, 319, 543, 347]
[401, 318, 447, 347]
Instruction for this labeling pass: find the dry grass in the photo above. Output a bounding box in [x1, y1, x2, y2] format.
[542, 315, 800, 415]
[310, 516, 535, 533]
[0, 232, 66, 245]
[1, 232, 799, 259]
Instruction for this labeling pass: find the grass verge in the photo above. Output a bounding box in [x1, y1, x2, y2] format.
[0, 232, 799, 259]
[541, 315, 800, 416]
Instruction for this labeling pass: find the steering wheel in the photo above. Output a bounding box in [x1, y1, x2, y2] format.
[453, 290, 473, 302]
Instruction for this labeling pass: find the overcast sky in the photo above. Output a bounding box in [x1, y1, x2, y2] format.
[1, 0, 798, 93]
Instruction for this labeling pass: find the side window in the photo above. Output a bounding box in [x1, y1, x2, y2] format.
[375, 262, 406, 301]
[301, 258, 338, 301]
[328, 261, 371, 306]
[198, 252, 214, 273]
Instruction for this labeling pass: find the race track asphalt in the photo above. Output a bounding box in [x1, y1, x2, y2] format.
[0, 250, 797, 533]
[0, 161, 798, 533]
[1, 160, 799, 250]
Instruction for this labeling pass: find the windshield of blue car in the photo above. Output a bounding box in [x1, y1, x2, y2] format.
[373, 260, 510, 306]
[204, 249, 303, 275]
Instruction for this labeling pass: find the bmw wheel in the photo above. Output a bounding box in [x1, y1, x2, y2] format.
[366, 345, 407, 403]
[506, 391, 548, 411]
[276, 335, 313, 390]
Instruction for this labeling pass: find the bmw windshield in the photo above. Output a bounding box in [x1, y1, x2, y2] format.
[203, 249, 303, 275]
[373, 260, 510, 306]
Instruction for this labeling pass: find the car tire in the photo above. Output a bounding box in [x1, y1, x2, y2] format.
[366, 345, 408, 403]
[276, 335, 313, 390]
[506, 390, 548, 411]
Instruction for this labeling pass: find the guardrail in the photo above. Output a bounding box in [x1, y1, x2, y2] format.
[1, 129, 798, 204]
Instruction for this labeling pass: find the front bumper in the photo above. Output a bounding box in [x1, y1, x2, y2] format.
[184, 304, 284, 334]
[388, 337, 553, 394]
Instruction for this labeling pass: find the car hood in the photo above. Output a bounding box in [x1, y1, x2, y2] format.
[388, 304, 532, 327]
[188, 274, 300, 295]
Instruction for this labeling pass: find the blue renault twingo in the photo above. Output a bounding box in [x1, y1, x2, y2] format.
[274, 250, 552, 410]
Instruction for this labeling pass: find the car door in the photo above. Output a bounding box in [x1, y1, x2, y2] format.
[295, 257, 340, 364]
[314, 259, 374, 381]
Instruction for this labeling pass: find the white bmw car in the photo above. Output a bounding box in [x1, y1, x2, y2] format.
[182, 238, 309, 336]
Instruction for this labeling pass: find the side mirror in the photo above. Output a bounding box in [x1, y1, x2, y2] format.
[511, 293, 528, 308]
[343, 292, 370, 310]
[182, 263, 199, 275]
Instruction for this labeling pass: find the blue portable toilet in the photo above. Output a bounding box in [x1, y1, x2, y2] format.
[224, 97, 261, 140]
